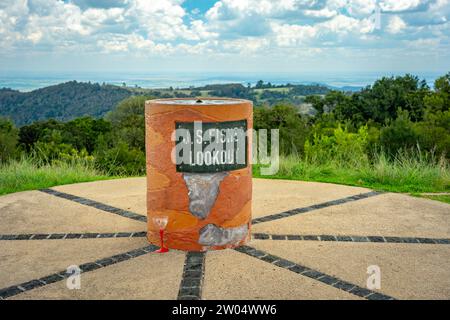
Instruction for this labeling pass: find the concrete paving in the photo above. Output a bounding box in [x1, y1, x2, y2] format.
[52, 178, 147, 216]
[0, 190, 145, 234]
[13, 250, 186, 300]
[203, 249, 360, 300]
[0, 177, 449, 300]
[253, 240, 450, 300]
[1, 238, 147, 289]
[252, 192, 450, 238]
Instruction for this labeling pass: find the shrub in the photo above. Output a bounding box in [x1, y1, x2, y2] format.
[415, 110, 450, 158]
[380, 110, 418, 156]
[254, 104, 310, 155]
[0, 117, 19, 162]
[304, 125, 369, 167]
[106, 95, 150, 151]
[94, 141, 145, 176]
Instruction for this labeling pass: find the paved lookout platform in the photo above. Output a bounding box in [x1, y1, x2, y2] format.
[0, 178, 449, 300]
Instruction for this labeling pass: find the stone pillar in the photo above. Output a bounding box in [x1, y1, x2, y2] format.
[145, 98, 253, 251]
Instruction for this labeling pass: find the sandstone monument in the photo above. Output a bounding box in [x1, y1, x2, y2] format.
[145, 98, 253, 251]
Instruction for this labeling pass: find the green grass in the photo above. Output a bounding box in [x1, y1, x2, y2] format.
[0, 157, 114, 196]
[253, 152, 450, 194]
[2, 150, 449, 204]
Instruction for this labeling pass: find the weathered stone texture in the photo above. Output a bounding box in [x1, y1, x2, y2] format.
[199, 224, 248, 246]
[183, 172, 228, 220]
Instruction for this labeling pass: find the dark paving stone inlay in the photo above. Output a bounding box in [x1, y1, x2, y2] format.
[271, 234, 287, 240]
[0, 232, 147, 241]
[303, 235, 319, 241]
[253, 233, 270, 240]
[234, 245, 396, 300]
[40, 188, 147, 223]
[252, 191, 382, 225]
[178, 252, 206, 300]
[250, 233, 450, 245]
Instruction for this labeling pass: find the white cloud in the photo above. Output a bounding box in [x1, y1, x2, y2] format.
[221, 37, 270, 53]
[0, 0, 216, 53]
[380, 0, 423, 12]
[345, 0, 377, 17]
[272, 23, 317, 46]
[97, 34, 172, 53]
[126, 0, 189, 40]
[304, 7, 337, 18]
[0, 0, 448, 68]
[386, 16, 407, 34]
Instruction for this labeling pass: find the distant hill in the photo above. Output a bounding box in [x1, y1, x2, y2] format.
[0, 80, 338, 126]
[327, 85, 363, 92]
[0, 81, 135, 126]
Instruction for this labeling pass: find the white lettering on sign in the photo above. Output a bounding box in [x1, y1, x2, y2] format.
[173, 120, 248, 173]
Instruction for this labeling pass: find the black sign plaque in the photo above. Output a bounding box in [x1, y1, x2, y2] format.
[175, 120, 248, 173]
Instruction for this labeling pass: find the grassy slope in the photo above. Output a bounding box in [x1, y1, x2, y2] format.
[0, 159, 113, 195]
[253, 155, 450, 194]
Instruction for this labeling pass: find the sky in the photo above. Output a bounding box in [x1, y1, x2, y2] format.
[0, 0, 449, 74]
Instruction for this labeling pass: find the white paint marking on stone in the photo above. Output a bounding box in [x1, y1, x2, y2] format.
[198, 224, 248, 246]
[183, 172, 228, 219]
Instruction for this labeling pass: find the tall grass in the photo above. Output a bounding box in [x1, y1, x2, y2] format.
[0, 156, 112, 196]
[254, 148, 450, 193]
[2, 147, 448, 197]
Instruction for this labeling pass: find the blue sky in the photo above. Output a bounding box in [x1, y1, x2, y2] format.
[0, 0, 449, 74]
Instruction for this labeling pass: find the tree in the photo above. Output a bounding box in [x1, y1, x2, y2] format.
[353, 74, 428, 124]
[18, 119, 63, 151]
[106, 95, 151, 151]
[63, 117, 111, 153]
[18, 117, 110, 154]
[380, 110, 418, 156]
[254, 104, 310, 155]
[0, 117, 19, 162]
[304, 95, 324, 115]
[94, 141, 146, 176]
[415, 110, 450, 157]
[424, 73, 450, 114]
[255, 80, 264, 89]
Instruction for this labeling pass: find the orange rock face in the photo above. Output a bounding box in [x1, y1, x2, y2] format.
[145, 98, 253, 251]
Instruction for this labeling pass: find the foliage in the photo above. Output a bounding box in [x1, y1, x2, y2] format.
[304, 125, 369, 167]
[0, 117, 19, 162]
[105, 95, 149, 151]
[379, 110, 418, 156]
[18, 117, 111, 155]
[310, 74, 435, 125]
[415, 109, 450, 157]
[13, 96, 149, 176]
[207, 83, 257, 101]
[94, 141, 146, 176]
[427, 72, 450, 113]
[290, 84, 330, 96]
[254, 104, 310, 155]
